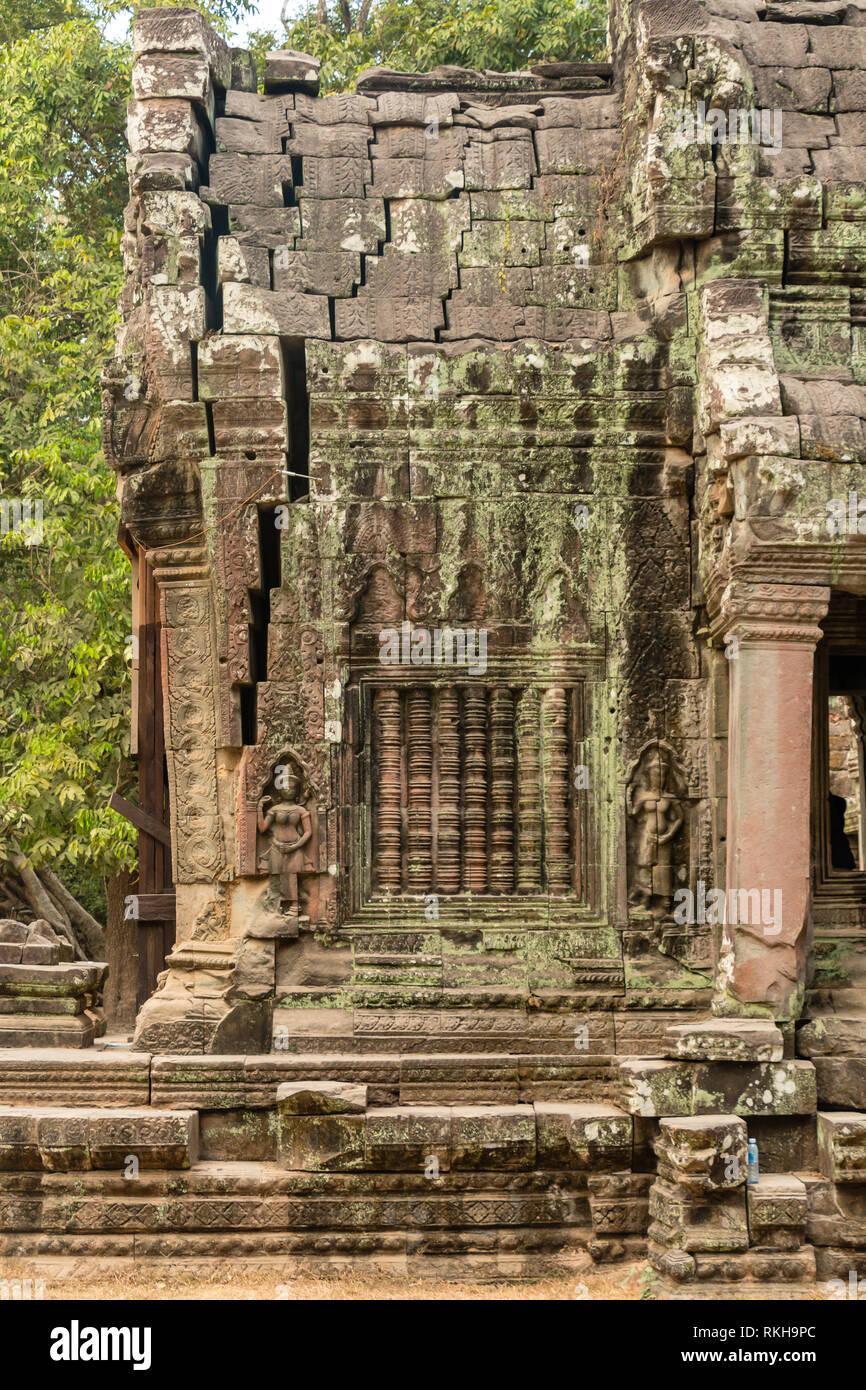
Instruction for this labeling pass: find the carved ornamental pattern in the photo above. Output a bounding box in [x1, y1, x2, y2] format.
[364, 681, 593, 903]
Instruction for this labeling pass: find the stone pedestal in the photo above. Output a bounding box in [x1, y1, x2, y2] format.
[0, 920, 106, 1048]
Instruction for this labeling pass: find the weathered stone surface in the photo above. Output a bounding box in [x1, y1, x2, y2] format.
[0, 1107, 197, 1171]
[133, 54, 213, 114]
[364, 1105, 451, 1169]
[747, 1173, 807, 1249]
[648, 1180, 749, 1253]
[655, 1114, 747, 1192]
[618, 1059, 817, 1117]
[197, 334, 284, 398]
[222, 282, 330, 338]
[275, 1080, 367, 1114]
[297, 196, 386, 252]
[215, 117, 283, 154]
[134, 7, 231, 89]
[535, 1102, 632, 1169]
[127, 99, 208, 162]
[450, 1105, 536, 1170]
[273, 249, 361, 296]
[817, 1111, 866, 1182]
[663, 1017, 784, 1062]
[279, 1112, 366, 1170]
[263, 50, 321, 95]
[208, 153, 294, 205]
[813, 1057, 866, 1109]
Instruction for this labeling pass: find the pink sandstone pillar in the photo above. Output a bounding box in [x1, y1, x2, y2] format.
[716, 581, 829, 1021]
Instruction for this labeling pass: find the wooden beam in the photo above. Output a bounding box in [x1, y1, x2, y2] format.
[134, 893, 177, 921]
[109, 791, 171, 848]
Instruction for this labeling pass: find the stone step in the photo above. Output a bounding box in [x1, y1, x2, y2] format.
[272, 1005, 618, 1055]
[151, 1051, 621, 1110]
[0, 1106, 197, 1170]
[0, 1049, 151, 1107]
[651, 1240, 817, 1286]
[343, 985, 625, 1009]
[0, 1161, 594, 1263]
[276, 1085, 632, 1174]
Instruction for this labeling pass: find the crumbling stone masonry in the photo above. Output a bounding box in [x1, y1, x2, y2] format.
[2, 0, 866, 1289]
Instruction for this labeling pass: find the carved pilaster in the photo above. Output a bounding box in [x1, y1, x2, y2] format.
[154, 548, 225, 889]
[710, 580, 830, 1020]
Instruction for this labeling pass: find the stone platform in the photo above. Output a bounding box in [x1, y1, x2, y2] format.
[0, 1022, 860, 1290]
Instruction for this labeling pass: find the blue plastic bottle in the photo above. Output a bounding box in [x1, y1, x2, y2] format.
[747, 1137, 760, 1186]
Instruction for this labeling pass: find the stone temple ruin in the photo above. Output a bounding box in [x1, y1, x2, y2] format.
[3, 0, 866, 1293]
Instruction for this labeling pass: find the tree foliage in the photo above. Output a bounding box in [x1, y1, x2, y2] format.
[282, 0, 608, 93]
[0, 0, 252, 917]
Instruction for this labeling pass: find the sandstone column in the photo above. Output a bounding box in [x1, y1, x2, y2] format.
[715, 582, 829, 1021]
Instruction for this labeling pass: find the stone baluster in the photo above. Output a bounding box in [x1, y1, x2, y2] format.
[373, 686, 402, 892]
[488, 686, 516, 892]
[516, 685, 543, 893]
[462, 685, 488, 892]
[437, 686, 462, 894]
[406, 685, 434, 892]
[542, 685, 571, 893]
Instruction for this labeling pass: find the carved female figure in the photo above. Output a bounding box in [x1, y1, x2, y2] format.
[626, 743, 684, 914]
[257, 770, 313, 922]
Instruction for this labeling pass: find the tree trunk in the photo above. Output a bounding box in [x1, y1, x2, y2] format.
[37, 867, 106, 958]
[103, 867, 137, 1035]
[9, 851, 85, 959]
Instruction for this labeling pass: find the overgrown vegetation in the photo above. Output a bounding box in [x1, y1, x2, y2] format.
[281, 0, 608, 93]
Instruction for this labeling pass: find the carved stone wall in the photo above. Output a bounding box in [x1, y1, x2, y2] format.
[103, 0, 866, 1052]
